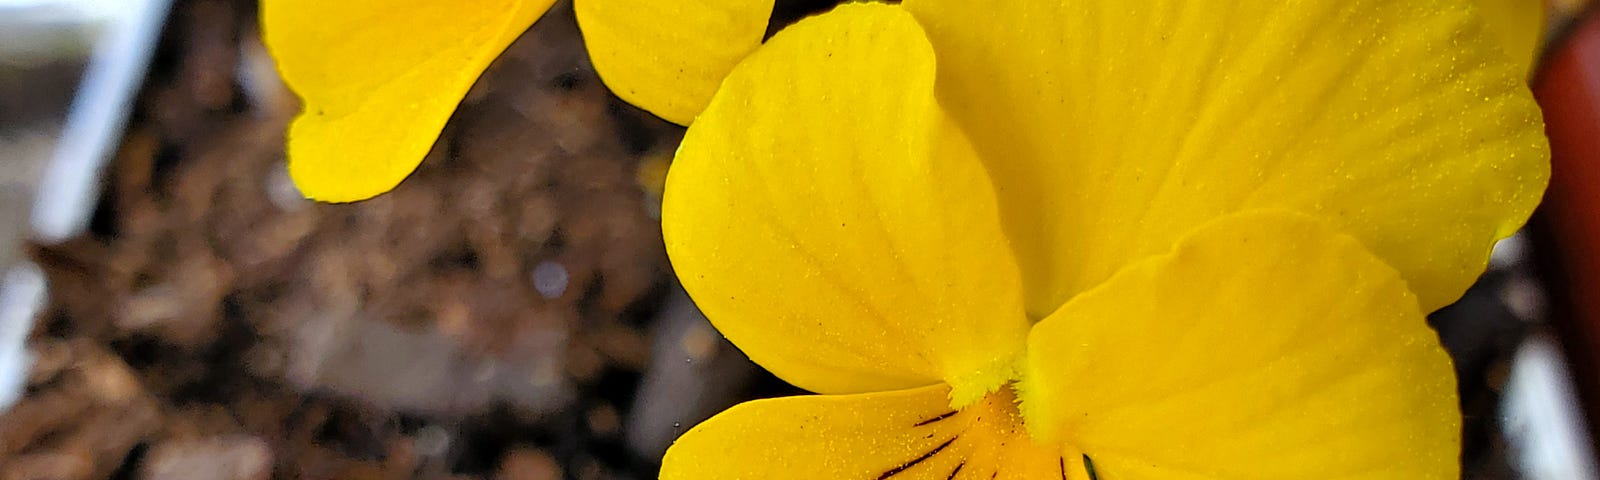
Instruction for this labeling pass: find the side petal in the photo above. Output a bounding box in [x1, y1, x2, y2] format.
[661, 385, 1065, 480]
[261, 0, 553, 202]
[575, 0, 772, 125]
[905, 0, 1550, 315]
[1020, 211, 1459, 479]
[663, 3, 1029, 401]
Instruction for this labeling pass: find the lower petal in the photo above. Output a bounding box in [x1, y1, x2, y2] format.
[1021, 210, 1460, 479]
[661, 385, 1067, 480]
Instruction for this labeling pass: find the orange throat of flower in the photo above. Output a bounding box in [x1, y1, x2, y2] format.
[888, 385, 1095, 480]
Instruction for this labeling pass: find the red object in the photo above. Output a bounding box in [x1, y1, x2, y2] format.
[1535, 8, 1600, 447]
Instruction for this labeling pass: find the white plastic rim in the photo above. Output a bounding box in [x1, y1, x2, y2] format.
[1503, 333, 1600, 480]
[0, 264, 46, 412]
[29, 0, 172, 244]
[0, 0, 170, 413]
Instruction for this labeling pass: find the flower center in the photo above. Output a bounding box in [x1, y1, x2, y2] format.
[888, 385, 1088, 479]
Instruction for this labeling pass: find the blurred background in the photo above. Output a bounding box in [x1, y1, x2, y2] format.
[0, 0, 1597, 479]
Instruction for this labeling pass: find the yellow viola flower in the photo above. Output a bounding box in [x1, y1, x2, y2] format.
[260, 0, 773, 202]
[659, 1, 1547, 479]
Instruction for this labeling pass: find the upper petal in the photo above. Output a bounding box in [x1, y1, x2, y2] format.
[1021, 211, 1459, 478]
[904, 0, 1550, 316]
[576, 0, 773, 125]
[261, 0, 553, 202]
[661, 385, 1066, 480]
[663, 3, 1029, 401]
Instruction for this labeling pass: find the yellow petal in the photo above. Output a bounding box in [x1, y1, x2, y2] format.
[1475, 0, 1546, 74]
[261, 0, 553, 202]
[575, 0, 773, 125]
[662, 3, 1028, 401]
[904, 0, 1550, 316]
[1021, 210, 1459, 479]
[661, 385, 1067, 480]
